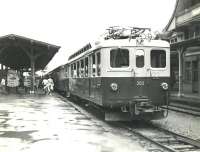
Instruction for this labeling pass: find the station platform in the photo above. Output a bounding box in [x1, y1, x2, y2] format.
[170, 92, 200, 108]
[0, 91, 145, 152]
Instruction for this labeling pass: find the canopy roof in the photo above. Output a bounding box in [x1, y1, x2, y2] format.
[0, 34, 60, 70]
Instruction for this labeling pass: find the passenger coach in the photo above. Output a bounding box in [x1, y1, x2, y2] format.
[48, 65, 69, 96]
[67, 27, 170, 121]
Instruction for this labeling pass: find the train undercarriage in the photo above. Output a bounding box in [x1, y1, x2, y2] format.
[105, 100, 167, 121]
[68, 92, 168, 121]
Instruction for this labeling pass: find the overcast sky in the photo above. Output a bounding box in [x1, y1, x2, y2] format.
[0, 0, 176, 71]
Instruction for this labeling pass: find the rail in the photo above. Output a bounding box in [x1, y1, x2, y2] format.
[122, 122, 200, 152]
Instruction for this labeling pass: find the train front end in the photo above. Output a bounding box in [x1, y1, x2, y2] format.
[101, 39, 170, 121]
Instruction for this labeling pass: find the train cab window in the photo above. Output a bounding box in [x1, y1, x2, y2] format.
[85, 57, 88, 77]
[136, 49, 144, 68]
[97, 52, 101, 76]
[151, 50, 166, 68]
[92, 54, 96, 76]
[80, 59, 84, 77]
[110, 48, 129, 68]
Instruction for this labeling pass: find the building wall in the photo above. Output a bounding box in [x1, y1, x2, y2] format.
[176, 0, 200, 14]
[165, 0, 200, 95]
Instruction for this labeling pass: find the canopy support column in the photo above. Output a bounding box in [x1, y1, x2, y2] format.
[30, 56, 35, 93]
[20, 43, 36, 94]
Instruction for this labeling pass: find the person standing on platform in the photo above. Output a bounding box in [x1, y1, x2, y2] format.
[47, 77, 54, 95]
[1, 78, 5, 92]
[42, 78, 48, 94]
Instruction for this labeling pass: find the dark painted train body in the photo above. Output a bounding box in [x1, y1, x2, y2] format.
[49, 28, 170, 121]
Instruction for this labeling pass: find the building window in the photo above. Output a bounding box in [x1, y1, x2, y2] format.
[110, 48, 129, 68]
[195, 26, 200, 37]
[185, 60, 199, 82]
[151, 50, 166, 68]
[185, 61, 191, 82]
[192, 61, 198, 81]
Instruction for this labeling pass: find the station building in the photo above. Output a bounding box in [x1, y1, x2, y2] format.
[164, 0, 200, 96]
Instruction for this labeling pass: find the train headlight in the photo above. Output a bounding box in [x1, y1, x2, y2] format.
[110, 83, 118, 91]
[161, 82, 168, 90]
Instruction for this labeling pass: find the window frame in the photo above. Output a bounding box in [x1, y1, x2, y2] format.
[109, 48, 130, 69]
[150, 49, 167, 69]
[135, 49, 145, 68]
[96, 51, 101, 77]
[84, 57, 89, 77]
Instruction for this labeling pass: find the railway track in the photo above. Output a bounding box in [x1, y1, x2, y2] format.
[60, 94, 200, 152]
[67, 97, 200, 152]
[123, 122, 200, 152]
[161, 103, 200, 116]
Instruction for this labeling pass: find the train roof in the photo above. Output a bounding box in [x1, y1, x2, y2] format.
[95, 38, 170, 48]
[68, 38, 170, 63]
[68, 27, 170, 63]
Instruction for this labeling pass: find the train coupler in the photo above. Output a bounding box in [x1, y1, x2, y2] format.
[129, 102, 140, 116]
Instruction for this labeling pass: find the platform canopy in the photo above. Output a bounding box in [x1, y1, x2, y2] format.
[0, 34, 60, 70]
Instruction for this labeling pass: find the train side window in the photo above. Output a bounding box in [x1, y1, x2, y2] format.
[73, 63, 77, 77]
[97, 52, 101, 76]
[80, 59, 84, 77]
[70, 64, 73, 77]
[85, 57, 88, 77]
[92, 54, 96, 76]
[110, 48, 129, 68]
[136, 49, 144, 68]
[88, 55, 92, 77]
[77, 61, 80, 77]
[151, 50, 166, 68]
[66, 66, 68, 78]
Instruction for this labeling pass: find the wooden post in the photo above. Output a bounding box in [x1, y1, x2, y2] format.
[30, 57, 35, 93]
[18, 43, 33, 93]
[5, 66, 8, 92]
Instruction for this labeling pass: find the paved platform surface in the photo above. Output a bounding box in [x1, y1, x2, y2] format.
[0, 93, 146, 152]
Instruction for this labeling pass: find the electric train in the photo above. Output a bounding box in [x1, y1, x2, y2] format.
[50, 27, 170, 121]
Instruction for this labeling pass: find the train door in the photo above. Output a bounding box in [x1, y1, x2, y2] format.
[134, 49, 147, 96]
[89, 53, 95, 98]
[84, 57, 90, 98]
[134, 49, 146, 77]
[89, 51, 102, 104]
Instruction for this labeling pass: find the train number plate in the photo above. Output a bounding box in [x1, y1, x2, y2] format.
[136, 81, 144, 86]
